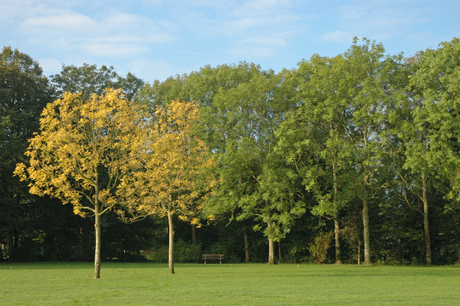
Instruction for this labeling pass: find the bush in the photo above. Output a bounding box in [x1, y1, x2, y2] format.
[308, 231, 333, 264]
[146, 239, 201, 263]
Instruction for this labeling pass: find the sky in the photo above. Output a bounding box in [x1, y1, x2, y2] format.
[1, 0, 459, 83]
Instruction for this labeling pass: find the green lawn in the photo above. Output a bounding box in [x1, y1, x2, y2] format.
[1, 262, 459, 305]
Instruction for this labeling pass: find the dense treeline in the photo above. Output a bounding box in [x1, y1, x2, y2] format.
[1, 38, 460, 271]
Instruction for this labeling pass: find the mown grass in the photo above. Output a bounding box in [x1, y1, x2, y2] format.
[1, 262, 459, 305]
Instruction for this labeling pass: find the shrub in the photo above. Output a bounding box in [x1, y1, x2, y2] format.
[146, 239, 201, 263]
[308, 231, 333, 264]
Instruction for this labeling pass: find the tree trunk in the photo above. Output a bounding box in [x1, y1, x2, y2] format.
[267, 221, 275, 265]
[362, 184, 371, 266]
[333, 214, 342, 264]
[167, 211, 175, 274]
[268, 237, 275, 265]
[332, 164, 342, 264]
[244, 233, 250, 263]
[357, 241, 361, 265]
[278, 241, 282, 261]
[94, 208, 102, 279]
[422, 173, 432, 266]
[191, 224, 197, 246]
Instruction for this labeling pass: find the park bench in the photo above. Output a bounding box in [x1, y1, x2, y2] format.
[202, 254, 224, 264]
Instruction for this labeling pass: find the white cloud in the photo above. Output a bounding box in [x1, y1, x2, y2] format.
[16, 7, 177, 61]
[320, 30, 355, 43]
[37, 58, 63, 76]
[23, 11, 97, 34]
[225, 17, 265, 34]
[229, 0, 293, 18]
[81, 42, 149, 57]
[323, 1, 431, 43]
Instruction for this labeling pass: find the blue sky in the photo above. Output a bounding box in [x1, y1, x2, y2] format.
[2, 0, 459, 83]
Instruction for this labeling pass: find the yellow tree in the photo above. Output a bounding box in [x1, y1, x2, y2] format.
[118, 100, 214, 274]
[15, 89, 147, 279]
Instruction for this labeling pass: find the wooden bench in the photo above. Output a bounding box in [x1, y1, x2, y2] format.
[202, 254, 224, 264]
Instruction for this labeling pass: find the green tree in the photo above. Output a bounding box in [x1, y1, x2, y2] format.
[276, 54, 356, 264]
[0, 46, 55, 260]
[404, 38, 460, 264]
[15, 89, 147, 278]
[386, 54, 437, 266]
[336, 38, 405, 265]
[409, 38, 460, 200]
[201, 66, 299, 265]
[279, 39, 405, 265]
[51, 63, 144, 101]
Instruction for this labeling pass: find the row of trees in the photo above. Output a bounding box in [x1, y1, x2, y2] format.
[134, 37, 460, 267]
[2, 37, 460, 278]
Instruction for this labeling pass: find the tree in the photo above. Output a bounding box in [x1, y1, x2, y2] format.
[275, 54, 356, 264]
[255, 151, 306, 264]
[385, 54, 436, 266]
[117, 100, 214, 274]
[0, 46, 55, 260]
[409, 38, 460, 200]
[51, 63, 144, 101]
[15, 89, 147, 278]
[279, 39, 406, 266]
[337, 38, 405, 265]
[404, 38, 460, 264]
[202, 67, 299, 265]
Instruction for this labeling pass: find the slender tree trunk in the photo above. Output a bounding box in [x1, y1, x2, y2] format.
[191, 224, 197, 246]
[278, 241, 282, 261]
[357, 241, 361, 265]
[422, 173, 432, 266]
[94, 206, 102, 279]
[333, 214, 342, 264]
[244, 233, 250, 263]
[267, 222, 275, 265]
[268, 237, 275, 265]
[167, 210, 175, 274]
[362, 183, 371, 266]
[332, 163, 342, 264]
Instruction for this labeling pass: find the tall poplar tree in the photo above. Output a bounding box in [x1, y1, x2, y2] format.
[276, 54, 356, 264]
[387, 54, 436, 266]
[409, 38, 460, 200]
[404, 39, 460, 265]
[338, 38, 405, 265]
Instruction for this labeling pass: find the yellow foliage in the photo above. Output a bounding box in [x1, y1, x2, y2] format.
[117, 100, 216, 225]
[14, 88, 148, 217]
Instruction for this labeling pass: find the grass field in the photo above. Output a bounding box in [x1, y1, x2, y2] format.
[1, 262, 459, 305]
